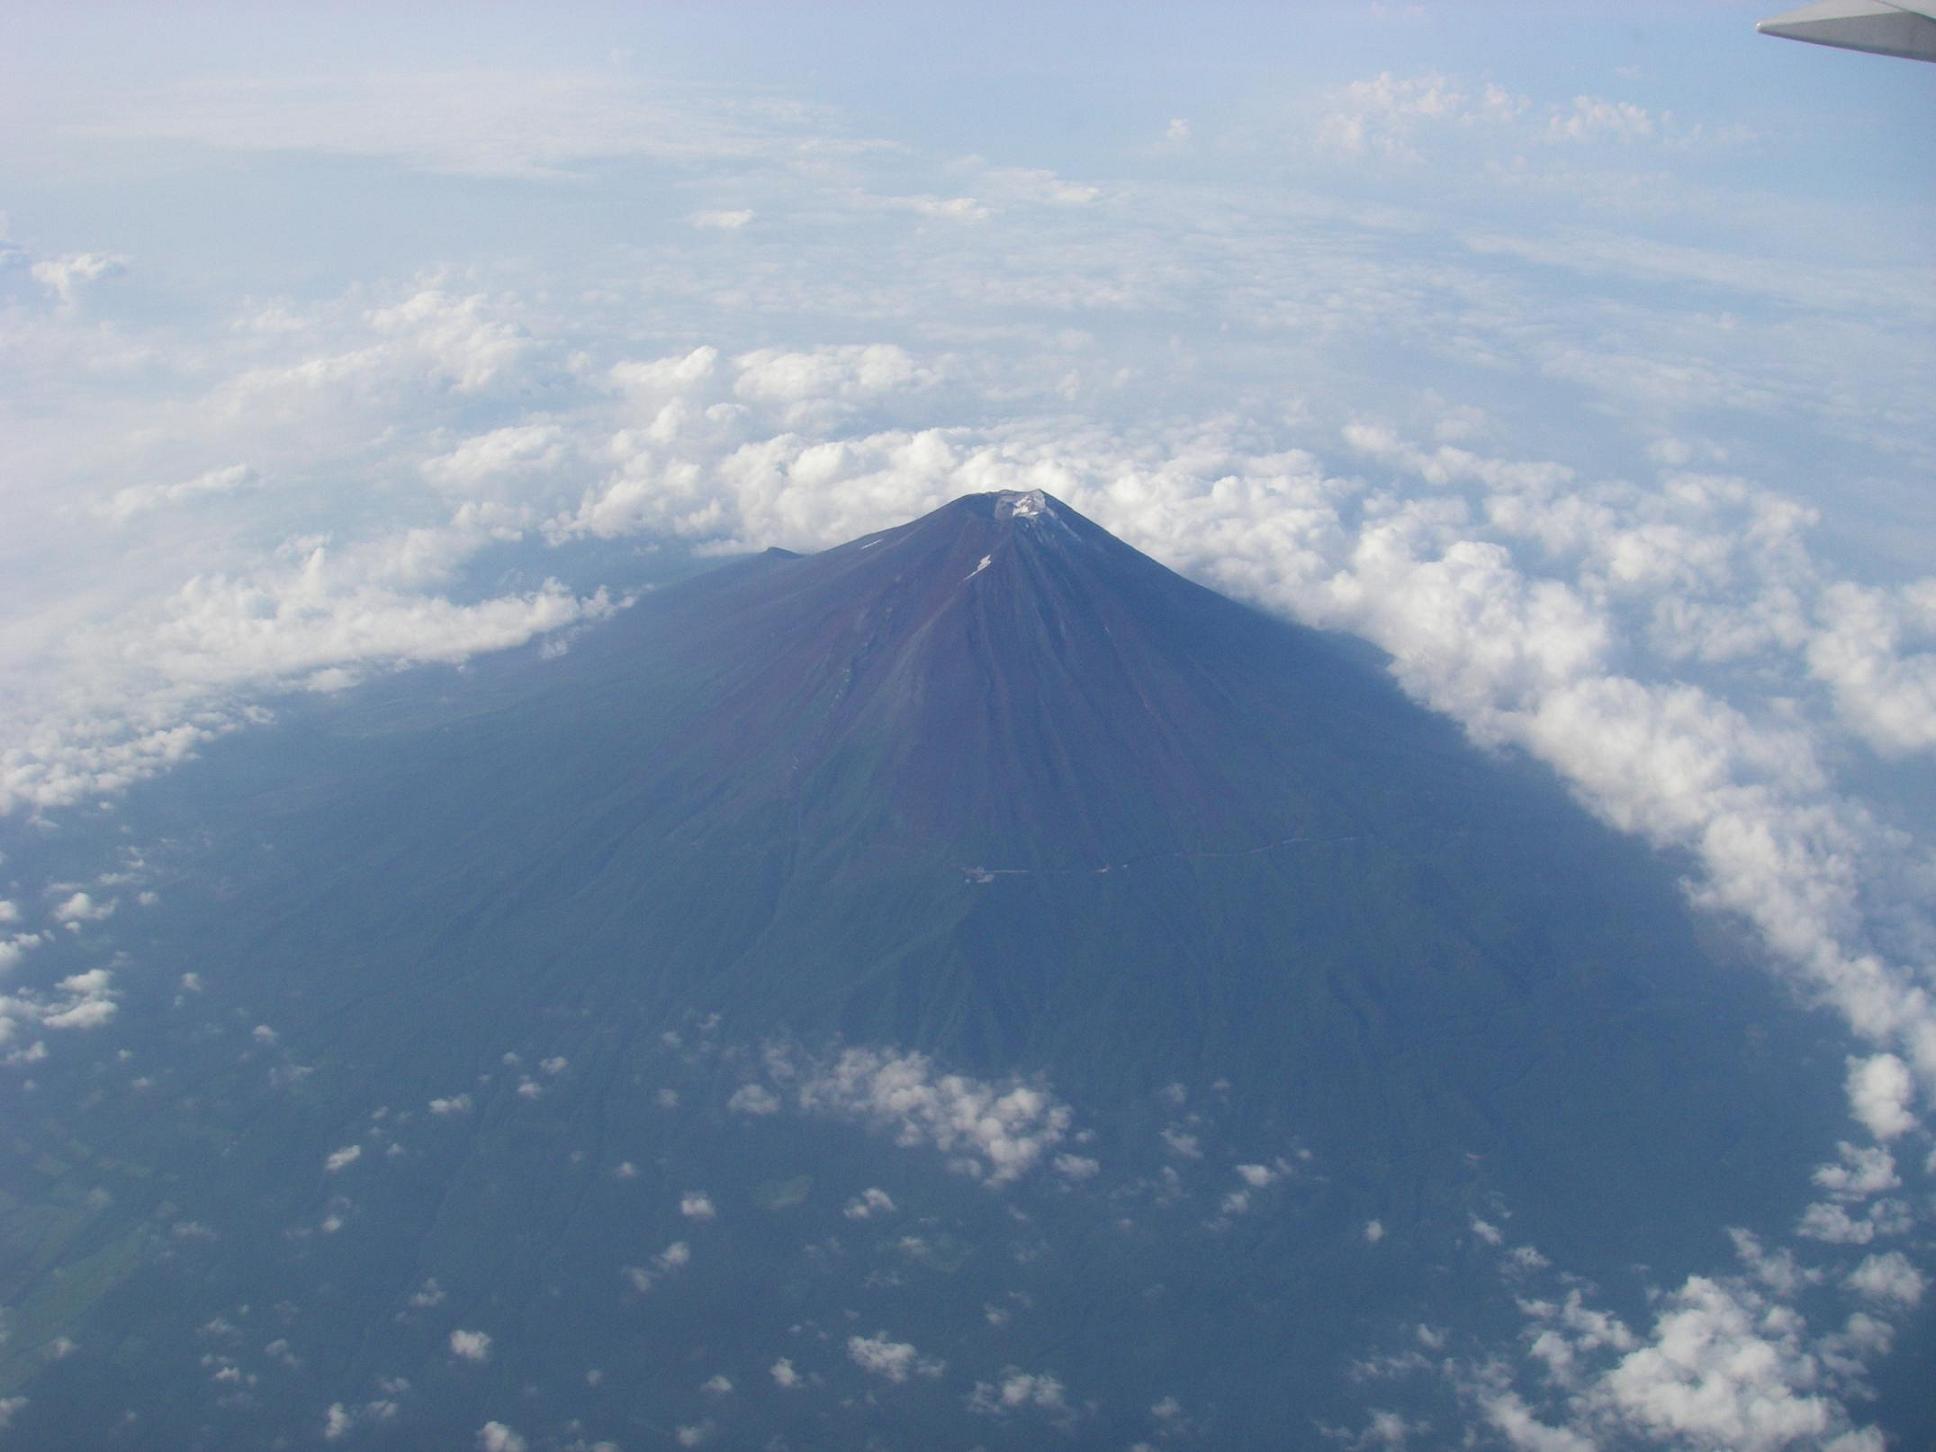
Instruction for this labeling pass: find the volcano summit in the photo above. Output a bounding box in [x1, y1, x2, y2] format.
[0, 492, 1897, 1449]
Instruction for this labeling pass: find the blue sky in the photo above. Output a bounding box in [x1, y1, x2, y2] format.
[1, 5, 1933, 1444]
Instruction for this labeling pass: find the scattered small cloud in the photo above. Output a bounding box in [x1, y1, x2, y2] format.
[847, 1331, 943, 1383]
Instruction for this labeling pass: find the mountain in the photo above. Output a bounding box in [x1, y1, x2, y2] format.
[0, 491, 1885, 1449]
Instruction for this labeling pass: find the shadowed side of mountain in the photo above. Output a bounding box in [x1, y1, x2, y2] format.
[89, 492, 1849, 1278]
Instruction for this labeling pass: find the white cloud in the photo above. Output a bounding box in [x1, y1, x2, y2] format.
[843, 1187, 896, 1220]
[323, 1400, 398, 1441]
[1796, 1198, 1912, 1245]
[1479, 1386, 1597, 1452]
[428, 1093, 473, 1116]
[847, 1331, 942, 1383]
[1808, 582, 1936, 757]
[954, 159, 1100, 208]
[609, 345, 720, 396]
[769, 1357, 800, 1388]
[476, 1422, 525, 1452]
[1315, 72, 1525, 161]
[967, 1368, 1070, 1417]
[52, 891, 114, 924]
[1812, 1142, 1899, 1199]
[94, 464, 257, 524]
[1844, 1251, 1925, 1307]
[449, 1329, 492, 1362]
[407, 1278, 445, 1309]
[797, 1047, 1074, 1185]
[324, 1144, 362, 1174]
[727, 1082, 780, 1116]
[1595, 1277, 1864, 1451]
[1547, 97, 1657, 144]
[689, 209, 753, 230]
[31, 251, 125, 305]
[729, 343, 935, 428]
[1846, 1055, 1916, 1141]
[1728, 1229, 1819, 1299]
[3, 967, 120, 1040]
[0, 934, 37, 975]
[679, 1192, 716, 1221]
[421, 425, 567, 497]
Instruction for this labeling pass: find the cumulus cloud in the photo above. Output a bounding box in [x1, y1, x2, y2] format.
[847, 1332, 943, 1383]
[729, 343, 935, 429]
[1547, 96, 1657, 144]
[1808, 582, 1936, 756]
[323, 1399, 398, 1441]
[2, 968, 119, 1041]
[796, 1047, 1074, 1185]
[1796, 1198, 1912, 1246]
[843, 1187, 897, 1220]
[448, 1329, 492, 1362]
[1315, 72, 1525, 160]
[1812, 1142, 1899, 1199]
[769, 1357, 801, 1388]
[31, 251, 125, 305]
[727, 1082, 781, 1116]
[94, 464, 257, 524]
[621, 1240, 692, 1295]
[421, 425, 568, 496]
[476, 1423, 525, 1452]
[52, 891, 114, 924]
[967, 1368, 1071, 1417]
[324, 1144, 362, 1174]
[1, 553, 611, 814]
[679, 1192, 716, 1221]
[1845, 1251, 1925, 1308]
[1846, 1055, 1916, 1141]
[1594, 1277, 1867, 1451]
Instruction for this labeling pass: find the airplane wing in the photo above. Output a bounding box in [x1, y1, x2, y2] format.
[1758, 1, 1936, 62]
